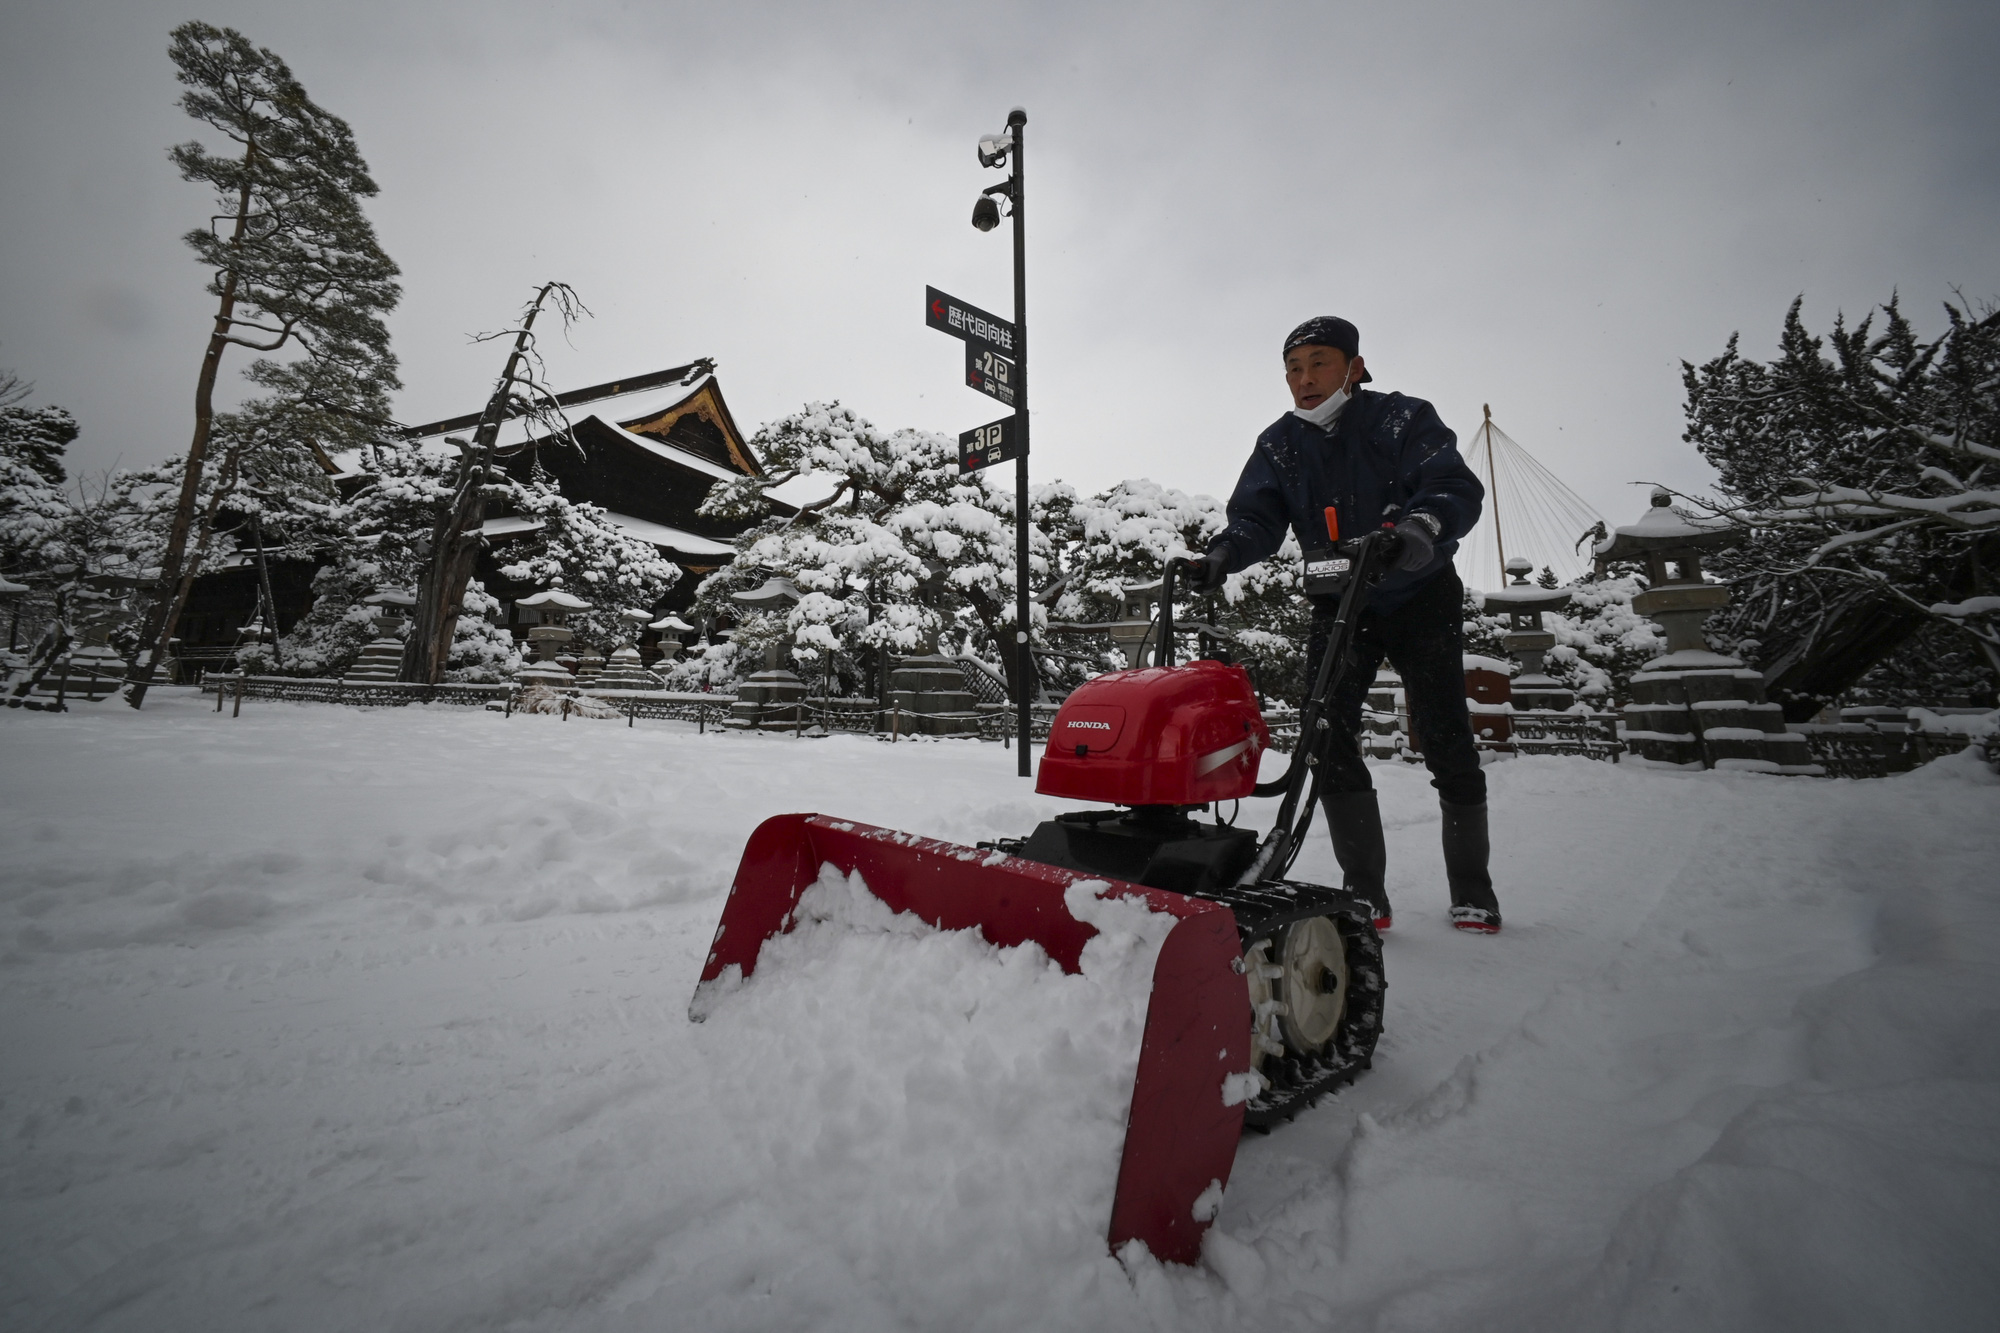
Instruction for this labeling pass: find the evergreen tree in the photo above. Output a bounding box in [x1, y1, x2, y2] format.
[0, 422, 78, 581]
[0, 405, 77, 486]
[1682, 295, 1999, 713]
[128, 22, 400, 707]
[693, 403, 1046, 697]
[1541, 574, 1666, 705]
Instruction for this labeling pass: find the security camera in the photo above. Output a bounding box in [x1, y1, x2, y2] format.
[971, 183, 1012, 231]
[976, 132, 1013, 169]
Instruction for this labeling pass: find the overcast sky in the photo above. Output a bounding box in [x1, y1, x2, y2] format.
[3, 0, 1995, 583]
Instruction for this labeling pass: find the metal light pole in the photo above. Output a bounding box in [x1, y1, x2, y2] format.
[1005, 107, 1031, 776]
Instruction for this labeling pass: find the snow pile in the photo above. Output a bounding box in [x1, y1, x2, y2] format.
[682, 865, 1172, 1324]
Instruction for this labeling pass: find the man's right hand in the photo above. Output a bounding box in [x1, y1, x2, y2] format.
[1183, 544, 1232, 594]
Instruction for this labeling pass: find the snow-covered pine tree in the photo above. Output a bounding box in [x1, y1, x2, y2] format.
[1, 404, 81, 665]
[1047, 479, 1311, 698]
[694, 403, 1046, 697]
[0, 404, 75, 488]
[129, 22, 400, 707]
[252, 439, 440, 677]
[1683, 294, 1999, 713]
[1461, 589, 1511, 664]
[0, 409, 80, 584]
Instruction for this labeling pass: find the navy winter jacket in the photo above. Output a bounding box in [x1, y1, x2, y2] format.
[1214, 389, 1484, 613]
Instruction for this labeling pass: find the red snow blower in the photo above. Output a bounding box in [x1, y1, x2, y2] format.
[692, 525, 1399, 1265]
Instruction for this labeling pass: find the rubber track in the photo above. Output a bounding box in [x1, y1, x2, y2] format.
[1196, 880, 1386, 1130]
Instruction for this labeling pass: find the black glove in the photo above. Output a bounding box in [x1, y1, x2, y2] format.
[1184, 543, 1232, 594]
[1388, 516, 1438, 572]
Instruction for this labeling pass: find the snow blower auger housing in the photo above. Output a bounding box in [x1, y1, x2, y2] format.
[691, 527, 1398, 1265]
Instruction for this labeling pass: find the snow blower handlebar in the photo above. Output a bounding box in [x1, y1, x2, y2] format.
[1235, 527, 1393, 883]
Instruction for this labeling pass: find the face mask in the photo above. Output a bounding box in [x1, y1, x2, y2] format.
[1292, 381, 1350, 428]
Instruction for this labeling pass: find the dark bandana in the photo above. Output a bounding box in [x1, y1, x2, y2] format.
[1282, 316, 1373, 381]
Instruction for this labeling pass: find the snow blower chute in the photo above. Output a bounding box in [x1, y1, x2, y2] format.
[692, 526, 1399, 1265]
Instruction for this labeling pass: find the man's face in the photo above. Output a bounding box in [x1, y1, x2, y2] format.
[1285, 344, 1363, 409]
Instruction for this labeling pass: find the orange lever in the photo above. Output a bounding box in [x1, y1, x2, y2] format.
[1323, 506, 1340, 542]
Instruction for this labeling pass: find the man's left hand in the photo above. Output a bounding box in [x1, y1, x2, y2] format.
[1388, 515, 1438, 572]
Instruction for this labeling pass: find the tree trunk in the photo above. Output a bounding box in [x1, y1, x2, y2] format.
[963, 587, 1030, 704]
[1758, 586, 1933, 720]
[401, 284, 557, 684]
[126, 149, 257, 709]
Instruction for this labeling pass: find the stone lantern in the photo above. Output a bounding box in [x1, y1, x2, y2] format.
[513, 589, 591, 689]
[1595, 489, 1817, 772]
[648, 614, 695, 663]
[726, 576, 808, 729]
[1483, 556, 1575, 712]
[344, 588, 416, 683]
[1109, 578, 1167, 669]
[1047, 577, 1165, 671]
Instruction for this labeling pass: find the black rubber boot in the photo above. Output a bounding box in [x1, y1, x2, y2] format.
[1321, 789, 1392, 929]
[1440, 799, 1501, 933]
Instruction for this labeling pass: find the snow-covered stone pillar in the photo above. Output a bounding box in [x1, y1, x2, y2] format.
[1484, 557, 1575, 713]
[513, 589, 592, 691]
[1596, 491, 1818, 773]
[727, 577, 807, 730]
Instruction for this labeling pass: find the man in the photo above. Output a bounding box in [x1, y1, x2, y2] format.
[1187, 316, 1501, 934]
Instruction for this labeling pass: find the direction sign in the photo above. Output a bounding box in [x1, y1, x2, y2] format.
[965, 344, 1017, 407]
[958, 416, 1024, 475]
[926, 285, 1016, 359]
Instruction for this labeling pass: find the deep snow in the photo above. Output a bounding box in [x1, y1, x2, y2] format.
[2, 690, 1996, 1331]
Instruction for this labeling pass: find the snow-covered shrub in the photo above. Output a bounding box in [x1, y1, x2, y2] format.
[692, 403, 1058, 695]
[443, 580, 522, 683]
[657, 635, 745, 693]
[1540, 574, 1666, 704]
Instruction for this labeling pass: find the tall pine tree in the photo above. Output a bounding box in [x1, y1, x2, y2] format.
[127, 22, 400, 707]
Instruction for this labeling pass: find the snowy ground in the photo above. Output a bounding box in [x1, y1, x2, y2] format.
[2, 689, 1996, 1332]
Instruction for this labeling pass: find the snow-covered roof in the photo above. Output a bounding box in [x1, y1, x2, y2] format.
[479, 515, 543, 539]
[733, 576, 802, 608]
[599, 510, 735, 557]
[403, 376, 714, 453]
[1463, 653, 1517, 676]
[397, 407, 743, 486]
[476, 510, 735, 558]
[517, 589, 592, 610]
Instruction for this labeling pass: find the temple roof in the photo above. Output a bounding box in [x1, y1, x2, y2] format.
[478, 509, 736, 559]
[330, 360, 766, 484]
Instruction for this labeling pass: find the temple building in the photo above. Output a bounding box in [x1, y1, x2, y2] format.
[176, 360, 778, 670]
[396, 359, 782, 630]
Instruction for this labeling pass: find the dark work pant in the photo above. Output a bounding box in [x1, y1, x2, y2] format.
[1307, 567, 1487, 807]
